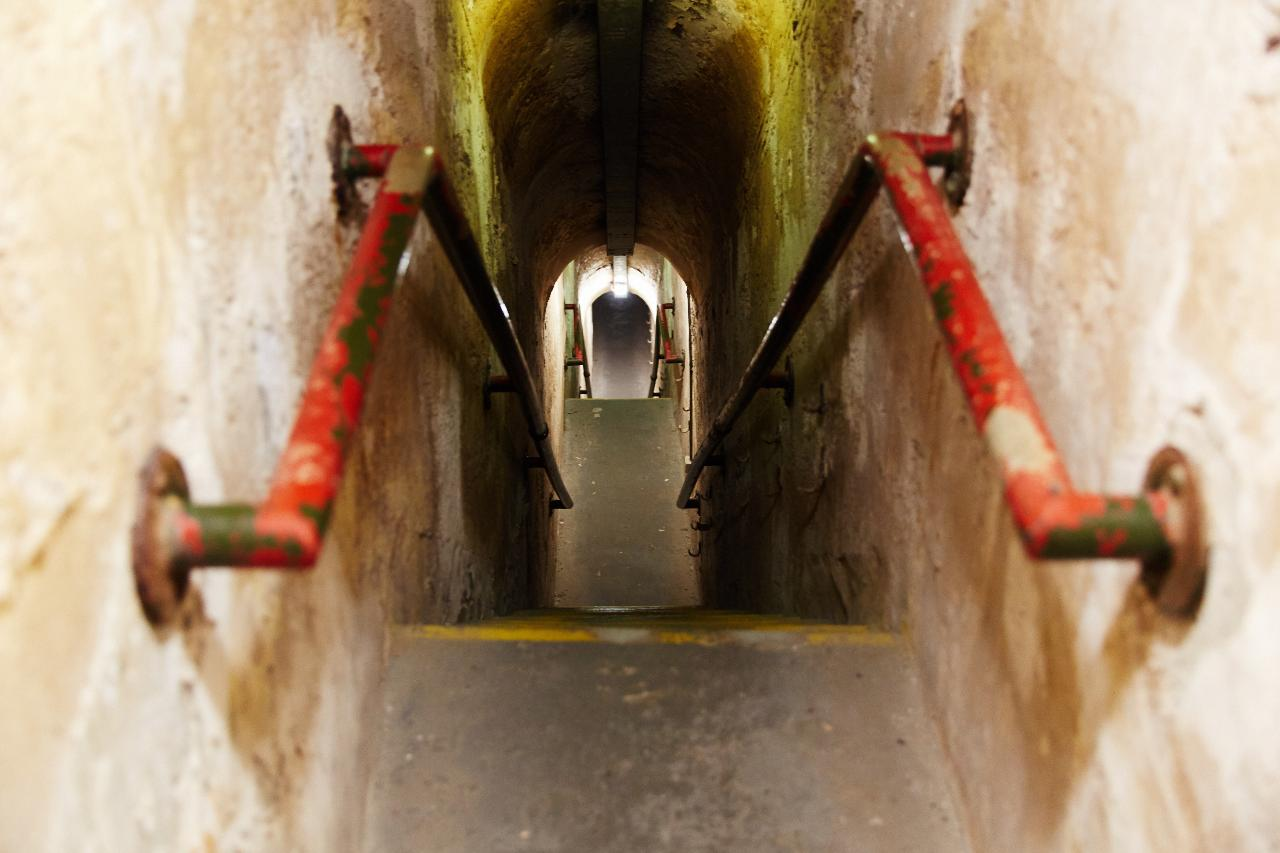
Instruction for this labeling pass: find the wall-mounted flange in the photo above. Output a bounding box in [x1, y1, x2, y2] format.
[328, 105, 363, 225]
[1140, 446, 1208, 618]
[132, 447, 193, 626]
[942, 99, 972, 210]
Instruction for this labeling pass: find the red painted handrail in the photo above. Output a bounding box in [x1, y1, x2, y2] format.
[564, 303, 593, 398]
[133, 144, 575, 624]
[659, 302, 682, 365]
[647, 301, 683, 398]
[678, 120, 1204, 614]
[341, 143, 398, 178]
[134, 148, 432, 625]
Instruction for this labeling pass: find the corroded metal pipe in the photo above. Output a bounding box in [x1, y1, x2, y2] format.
[678, 113, 1205, 615]
[659, 301, 683, 365]
[345, 143, 398, 179]
[564, 303, 593, 398]
[872, 134, 1173, 561]
[134, 145, 575, 625]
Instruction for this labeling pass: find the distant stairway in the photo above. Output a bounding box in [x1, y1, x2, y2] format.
[555, 398, 698, 607]
[363, 607, 969, 852]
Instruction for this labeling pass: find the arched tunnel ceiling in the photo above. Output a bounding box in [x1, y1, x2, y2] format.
[479, 0, 764, 306]
[576, 243, 666, 293]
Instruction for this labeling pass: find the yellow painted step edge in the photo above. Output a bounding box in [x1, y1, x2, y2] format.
[396, 623, 898, 648]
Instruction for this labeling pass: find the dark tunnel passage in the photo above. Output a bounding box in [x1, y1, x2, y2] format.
[589, 293, 652, 398]
[480, 0, 763, 309]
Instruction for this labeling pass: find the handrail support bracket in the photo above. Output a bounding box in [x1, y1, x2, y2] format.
[760, 357, 795, 407]
[942, 99, 972, 209]
[484, 364, 517, 411]
[1140, 447, 1208, 617]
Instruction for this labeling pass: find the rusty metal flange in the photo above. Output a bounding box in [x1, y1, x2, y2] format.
[328, 105, 362, 225]
[943, 99, 972, 210]
[1140, 446, 1208, 618]
[131, 447, 192, 626]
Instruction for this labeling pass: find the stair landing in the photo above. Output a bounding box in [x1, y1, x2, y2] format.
[363, 610, 969, 852]
[554, 398, 697, 607]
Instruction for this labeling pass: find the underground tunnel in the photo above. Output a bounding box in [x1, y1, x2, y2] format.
[3, 0, 1277, 850]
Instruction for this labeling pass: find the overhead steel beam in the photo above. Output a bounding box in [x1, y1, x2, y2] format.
[597, 0, 644, 255]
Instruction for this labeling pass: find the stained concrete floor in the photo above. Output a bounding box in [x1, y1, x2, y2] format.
[362, 399, 970, 851]
[363, 610, 970, 853]
[554, 398, 697, 607]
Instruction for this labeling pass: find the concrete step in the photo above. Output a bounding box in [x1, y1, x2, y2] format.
[364, 613, 970, 852]
[555, 397, 698, 607]
[401, 607, 900, 648]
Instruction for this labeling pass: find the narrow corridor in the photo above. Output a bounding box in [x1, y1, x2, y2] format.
[554, 397, 697, 607]
[364, 386, 968, 849]
[4, 0, 1277, 850]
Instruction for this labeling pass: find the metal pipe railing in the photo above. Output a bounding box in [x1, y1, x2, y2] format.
[133, 143, 573, 625]
[647, 301, 682, 398]
[416, 150, 574, 511]
[564, 303, 593, 398]
[678, 121, 1204, 614]
[647, 309, 663, 398]
[659, 302, 683, 365]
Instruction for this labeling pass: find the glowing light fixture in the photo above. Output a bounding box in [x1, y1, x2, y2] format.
[611, 255, 629, 298]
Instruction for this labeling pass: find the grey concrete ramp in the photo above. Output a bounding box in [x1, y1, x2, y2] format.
[554, 398, 697, 607]
[363, 613, 970, 853]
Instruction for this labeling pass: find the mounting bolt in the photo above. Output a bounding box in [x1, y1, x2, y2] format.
[942, 99, 972, 209]
[685, 454, 724, 473]
[132, 447, 193, 627]
[1140, 446, 1208, 618]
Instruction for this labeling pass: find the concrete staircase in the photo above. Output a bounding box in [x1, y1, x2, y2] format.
[363, 607, 969, 852]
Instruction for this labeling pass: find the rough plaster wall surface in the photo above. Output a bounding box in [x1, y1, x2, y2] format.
[696, 0, 1280, 849]
[0, 0, 538, 848]
[538, 274, 568, 604]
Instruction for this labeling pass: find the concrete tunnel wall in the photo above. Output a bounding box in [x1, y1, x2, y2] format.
[3, 0, 1279, 849]
[684, 0, 1280, 850]
[0, 0, 551, 847]
[482, 0, 1280, 848]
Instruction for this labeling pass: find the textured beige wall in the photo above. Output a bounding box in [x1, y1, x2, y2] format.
[0, 0, 541, 848]
[698, 0, 1280, 849]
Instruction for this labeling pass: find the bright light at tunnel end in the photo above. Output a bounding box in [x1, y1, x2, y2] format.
[611, 254, 629, 298]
